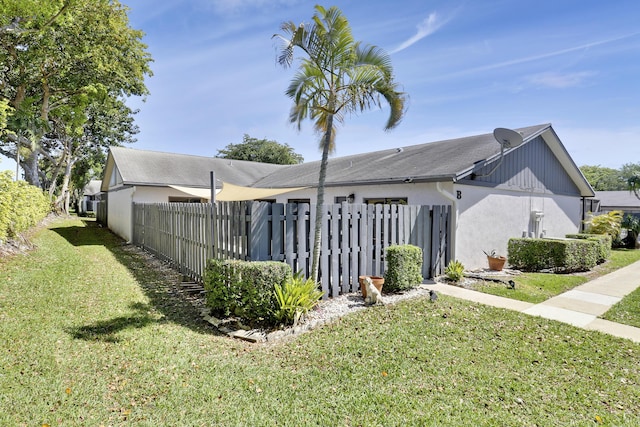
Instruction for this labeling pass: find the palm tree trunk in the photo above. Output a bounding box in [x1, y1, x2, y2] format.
[310, 114, 334, 284]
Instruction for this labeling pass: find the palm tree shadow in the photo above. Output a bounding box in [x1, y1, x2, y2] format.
[61, 219, 219, 340]
[67, 302, 156, 343]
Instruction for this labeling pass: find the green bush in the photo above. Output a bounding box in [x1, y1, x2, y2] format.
[274, 271, 324, 326]
[508, 238, 599, 273]
[384, 244, 423, 292]
[203, 259, 291, 325]
[585, 211, 623, 242]
[565, 233, 611, 263]
[0, 171, 51, 243]
[444, 260, 465, 282]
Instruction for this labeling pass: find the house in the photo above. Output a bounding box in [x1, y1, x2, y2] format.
[78, 179, 102, 215]
[100, 148, 287, 241]
[100, 123, 595, 270]
[594, 191, 640, 218]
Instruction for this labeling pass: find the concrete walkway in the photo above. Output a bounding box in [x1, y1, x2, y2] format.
[426, 260, 640, 343]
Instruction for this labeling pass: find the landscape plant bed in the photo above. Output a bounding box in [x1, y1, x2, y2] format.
[458, 249, 640, 305]
[1, 217, 639, 426]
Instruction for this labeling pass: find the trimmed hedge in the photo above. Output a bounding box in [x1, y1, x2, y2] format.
[384, 244, 423, 292]
[0, 171, 51, 243]
[508, 238, 599, 273]
[565, 233, 611, 263]
[203, 259, 291, 325]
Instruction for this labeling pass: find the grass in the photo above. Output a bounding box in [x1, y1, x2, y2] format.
[467, 249, 640, 304]
[1, 217, 639, 426]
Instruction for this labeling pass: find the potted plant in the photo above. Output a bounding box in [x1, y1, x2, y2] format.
[358, 275, 384, 298]
[483, 249, 506, 271]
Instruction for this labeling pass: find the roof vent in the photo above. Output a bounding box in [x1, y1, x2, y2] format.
[396, 147, 404, 153]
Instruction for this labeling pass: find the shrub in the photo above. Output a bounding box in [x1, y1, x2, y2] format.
[565, 233, 611, 263]
[274, 271, 324, 326]
[203, 259, 291, 325]
[0, 171, 51, 243]
[384, 244, 423, 292]
[508, 238, 599, 273]
[444, 260, 465, 282]
[585, 211, 623, 243]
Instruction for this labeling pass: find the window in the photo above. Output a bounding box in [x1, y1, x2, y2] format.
[168, 196, 204, 203]
[287, 198, 311, 204]
[364, 197, 408, 205]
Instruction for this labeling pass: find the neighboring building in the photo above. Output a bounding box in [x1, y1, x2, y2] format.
[594, 191, 640, 218]
[78, 180, 103, 215]
[100, 123, 595, 269]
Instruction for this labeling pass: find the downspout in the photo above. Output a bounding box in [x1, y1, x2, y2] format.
[436, 181, 458, 261]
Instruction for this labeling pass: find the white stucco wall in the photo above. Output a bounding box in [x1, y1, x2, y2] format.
[272, 183, 450, 205]
[106, 181, 582, 271]
[107, 186, 205, 242]
[107, 187, 135, 242]
[454, 183, 582, 269]
[282, 182, 582, 270]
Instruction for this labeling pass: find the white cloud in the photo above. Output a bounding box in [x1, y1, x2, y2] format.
[209, 0, 299, 14]
[453, 31, 640, 78]
[525, 71, 596, 89]
[390, 12, 449, 54]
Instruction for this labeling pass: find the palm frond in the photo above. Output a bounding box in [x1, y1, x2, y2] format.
[629, 175, 640, 200]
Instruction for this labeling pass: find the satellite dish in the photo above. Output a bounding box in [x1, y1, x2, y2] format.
[493, 128, 523, 149]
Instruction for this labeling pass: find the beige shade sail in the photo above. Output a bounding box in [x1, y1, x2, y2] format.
[168, 183, 308, 202]
[215, 182, 308, 201]
[168, 185, 214, 200]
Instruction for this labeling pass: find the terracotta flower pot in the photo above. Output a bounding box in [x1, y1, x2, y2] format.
[359, 275, 384, 298]
[487, 256, 507, 271]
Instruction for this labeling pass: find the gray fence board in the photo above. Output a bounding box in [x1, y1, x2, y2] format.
[131, 202, 450, 297]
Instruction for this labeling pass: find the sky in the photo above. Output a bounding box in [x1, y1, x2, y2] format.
[2, 0, 640, 174]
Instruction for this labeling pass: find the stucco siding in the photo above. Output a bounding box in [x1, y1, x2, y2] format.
[455, 184, 581, 269]
[107, 186, 135, 242]
[271, 183, 450, 205]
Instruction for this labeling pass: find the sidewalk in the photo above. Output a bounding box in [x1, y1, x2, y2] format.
[425, 260, 640, 343]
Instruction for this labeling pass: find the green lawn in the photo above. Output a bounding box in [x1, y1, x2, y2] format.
[1, 217, 639, 426]
[603, 286, 640, 328]
[468, 249, 640, 305]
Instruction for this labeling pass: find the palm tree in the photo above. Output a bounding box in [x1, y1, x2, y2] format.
[274, 5, 406, 283]
[629, 175, 640, 200]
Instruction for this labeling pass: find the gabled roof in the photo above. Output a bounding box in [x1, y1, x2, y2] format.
[83, 180, 102, 196]
[101, 146, 286, 191]
[252, 123, 594, 196]
[101, 123, 594, 198]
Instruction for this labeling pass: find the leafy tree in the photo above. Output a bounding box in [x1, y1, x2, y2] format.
[620, 163, 640, 181]
[216, 134, 303, 164]
[621, 163, 640, 200]
[274, 5, 406, 282]
[579, 165, 626, 191]
[0, 0, 152, 211]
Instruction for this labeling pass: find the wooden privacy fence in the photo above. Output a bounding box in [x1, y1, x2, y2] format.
[132, 201, 450, 298]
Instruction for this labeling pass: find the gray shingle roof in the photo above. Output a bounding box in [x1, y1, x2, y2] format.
[253, 124, 551, 187]
[108, 146, 286, 188]
[104, 123, 593, 197]
[595, 191, 640, 209]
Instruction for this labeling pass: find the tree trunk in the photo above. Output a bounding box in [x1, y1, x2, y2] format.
[22, 145, 40, 188]
[310, 114, 334, 284]
[54, 146, 74, 214]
